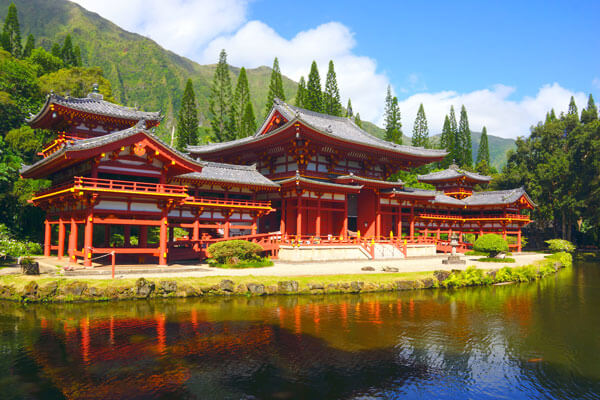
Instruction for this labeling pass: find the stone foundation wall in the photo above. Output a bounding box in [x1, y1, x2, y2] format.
[277, 246, 370, 261]
[405, 245, 437, 257]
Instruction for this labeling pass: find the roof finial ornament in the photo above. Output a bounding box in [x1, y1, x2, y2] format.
[135, 119, 147, 130]
[87, 83, 104, 100]
[449, 160, 459, 170]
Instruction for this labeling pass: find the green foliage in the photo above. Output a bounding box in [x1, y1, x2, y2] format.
[323, 60, 342, 116]
[0, 223, 42, 258]
[5, 125, 51, 163]
[1, 3, 21, 58]
[478, 257, 516, 263]
[305, 60, 322, 112]
[383, 85, 402, 144]
[581, 94, 598, 124]
[0, 49, 41, 116]
[458, 105, 472, 167]
[295, 76, 306, 108]
[473, 234, 509, 257]
[209, 257, 273, 269]
[60, 34, 77, 67]
[240, 101, 256, 138]
[232, 67, 254, 138]
[264, 57, 285, 116]
[354, 113, 362, 128]
[26, 47, 63, 76]
[412, 103, 429, 147]
[22, 33, 33, 58]
[207, 240, 264, 264]
[175, 78, 199, 150]
[476, 126, 490, 167]
[38, 66, 113, 101]
[545, 239, 575, 253]
[346, 98, 353, 117]
[209, 49, 234, 142]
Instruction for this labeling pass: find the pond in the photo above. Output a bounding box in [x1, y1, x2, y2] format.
[0, 262, 598, 399]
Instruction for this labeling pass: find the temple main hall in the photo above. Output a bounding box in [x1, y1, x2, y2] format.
[22, 91, 534, 265]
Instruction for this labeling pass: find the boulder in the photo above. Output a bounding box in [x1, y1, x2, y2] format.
[350, 281, 364, 292]
[326, 283, 340, 291]
[420, 278, 435, 289]
[382, 266, 399, 272]
[0, 285, 15, 298]
[308, 283, 324, 290]
[277, 280, 299, 293]
[235, 284, 248, 294]
[21, 261, 39, 275]
[363, 282, 377, 291]
[22, 281, 38, 299]
[178, 284, 198, 297]
[247, 283, 265, 295]
[219, 279, 235, 293]
[396, 280, 416, 290]
[87, 286, 101, 297]
[434, 270, 451, 282]
[159, 280, 177, 294]
[340, 282, 351, 290]
[61, 281, 88, 297]
[486, 269, 498, 280]
[361, 266, 375, 271]
[135, 278, 155, 298]
[39, 281, 58, 297]
[266, 285, 278, 294]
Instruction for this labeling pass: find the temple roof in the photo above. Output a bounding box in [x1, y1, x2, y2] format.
[463, 187, 536, 206]
[28, 91, 162, 127]
[188, 99, 447, 159]
[277, 174, 363, 192]
[21, 122, 201, 178]
[174, 162, 279, 189]
[335, 174, 404, 187]
[417, 164, 491, 183]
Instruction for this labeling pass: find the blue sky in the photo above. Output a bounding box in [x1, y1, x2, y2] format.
[73, 0, 599, 138]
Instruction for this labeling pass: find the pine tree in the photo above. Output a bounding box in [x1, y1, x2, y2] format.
[175, 79, 199, 151]
[476, 126, 490, 167]
[581, 94, 598, 124]
[354, 113, 362, 128]
[295, 76, 306, 108]
[323, 60, 342, 116]
[412, 103, 429, 147]
[458, 105, 472, 167]
[346, 98, 353, 117]
[440, 115, 452, 167]
[305, 61, 322, 112]
[383, 85, 402, 144]
[51, 43, 61, 58]
[2, 3, 22, 58]
[209, 49, 235, 142]
[61, 34, 77, 67]
[240, 102, 257, 138]
[22, 34, 34, 58]
[232, 67, 253, 138]
[264, 57, 285, 116]
[73, 45, 82, 66]
[448, 106, 460, 164]
[565, 96, 579, 133]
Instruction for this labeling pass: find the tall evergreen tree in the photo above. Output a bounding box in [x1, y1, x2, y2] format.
[61, 34, 77, 67]
[440, 115, 452, 167]
[240, 102, 257, 138]
[264, 57, 285, 116]
[383, 85, 402, 144]
[305, 61, 322, 112]
[51, 43, 61, 58]
[209, 49, 235, 142]
[22, 34, 34, 58]
[581, 94, 598, 124]
[448, 106, 460, 164]
[565, 96, 579, 133]
[476, 126, 490, 170]
[232, 67, 253, 138]
[458, 105, 472, 167]
[346, 98, 353, 117]
[323, 60, 342, 116]
[2, 3, 22, 58]
[295, 76, 306, 108]
[73, 45, 82, 67]
[354, 113, 362, 128]
[412, 103, 429, 147]
[175, 79, 199, 151]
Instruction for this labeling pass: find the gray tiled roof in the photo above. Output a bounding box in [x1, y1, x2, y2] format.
[21, 123, 202, 176]
[418, 165, 491, 183]
[188, 99, 447, 159]
[277, 174, 363, 191]
[336, 174, 404, 187]
[28, 93, 161, 124]
[464, 187, 535, 206]
[175, 161, 279, 188]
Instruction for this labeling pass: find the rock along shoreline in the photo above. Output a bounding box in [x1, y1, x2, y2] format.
[0, 253, 571, 303]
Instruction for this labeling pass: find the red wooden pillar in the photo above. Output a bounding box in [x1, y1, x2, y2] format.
[342, 195, 348, 239]
[159, 209, 168, 266]
[69, 218, 78, 263]
[436, 227, 441, 240]
[104, 225, 111, 247]
[44, 219, 51, 256]
[517, 229, 522, 253]
[296, 196, 302, 239]
[192, 214, 199, 251]
[396, 207, 402, 238]
[316, 197, 321, 238]
[251, 217, 257, 235]
[409, 205, 415, 241]
[375, 194, 381, 239]
[83, 210, 93, 267]
[124, 225, 131, 247]
[58, 217, 65, 260]
[139, 226, 148, 247]
[224, 219, 230, 239]
[280, 197, 286, 236]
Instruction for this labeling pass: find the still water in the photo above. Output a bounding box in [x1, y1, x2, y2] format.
[0, 263, 599, 399]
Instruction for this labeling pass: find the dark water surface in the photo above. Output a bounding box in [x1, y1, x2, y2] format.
[0, 263, 599, 399]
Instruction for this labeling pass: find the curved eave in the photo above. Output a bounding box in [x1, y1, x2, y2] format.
[277, 176, 363, 193]
[171, 176, 279, 191]
[336, 175, 404, 188]
[418, 175, 492, 185]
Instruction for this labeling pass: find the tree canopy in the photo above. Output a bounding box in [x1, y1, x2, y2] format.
[175, 78, 199, 151]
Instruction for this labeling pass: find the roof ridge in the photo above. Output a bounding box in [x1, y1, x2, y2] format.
[201, 161, 256, 171]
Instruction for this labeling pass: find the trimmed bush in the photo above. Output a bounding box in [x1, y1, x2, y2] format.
[478, 257, 516, 263]
[473, 234, 508, 257]
[207, 240, 264, 264]
[545, 239, 575, 253]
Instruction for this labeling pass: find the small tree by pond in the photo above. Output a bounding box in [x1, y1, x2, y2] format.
[473, 234, 509, 258]
[545, 239, 575, 253]
[207, 240, 266, 267]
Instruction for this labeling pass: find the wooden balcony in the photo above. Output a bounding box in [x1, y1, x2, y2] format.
[417, 213, 531, 222]
[184, 196, 273, 211]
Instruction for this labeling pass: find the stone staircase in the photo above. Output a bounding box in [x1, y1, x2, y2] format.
[372, 244, 405, 259]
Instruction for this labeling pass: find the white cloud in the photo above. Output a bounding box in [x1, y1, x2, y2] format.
[593, 77, 600, 90]
[398, 83, 587, 139]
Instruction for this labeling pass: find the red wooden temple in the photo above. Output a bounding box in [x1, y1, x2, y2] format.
[22, 92, 534, 265]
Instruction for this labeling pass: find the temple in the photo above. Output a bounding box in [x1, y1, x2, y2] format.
[22, 92, 534, 266]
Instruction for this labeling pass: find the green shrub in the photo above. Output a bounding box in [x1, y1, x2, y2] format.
[207, 240, 264, 264]
[473, 234, 509, 257]
[0, 224, 42, 259]
[478, 257, 516, 263]
[212, 257, 274, 269]
[545, 239, 575, 253]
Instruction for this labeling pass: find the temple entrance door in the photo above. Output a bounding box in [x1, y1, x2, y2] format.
[347, 194, 357, 233]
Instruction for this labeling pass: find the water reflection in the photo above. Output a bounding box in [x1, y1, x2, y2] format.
[0, 264, 599, 399]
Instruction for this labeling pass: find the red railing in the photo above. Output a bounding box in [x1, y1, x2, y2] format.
[417, 212, 530, 221]
[184, 196, 272, 209]
[34, 177, 188, 198]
